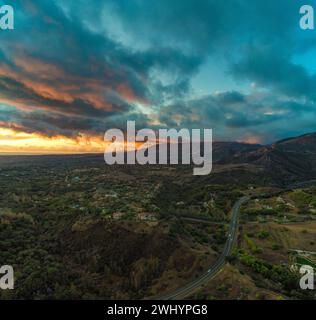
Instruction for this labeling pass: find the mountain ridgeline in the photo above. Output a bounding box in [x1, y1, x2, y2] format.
[230, 132, 316, 184]
[148, 132, 316, 185]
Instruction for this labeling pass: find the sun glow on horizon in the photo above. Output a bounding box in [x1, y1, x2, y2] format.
[0, 128, 148, 154]
[0, 128, 106, 154]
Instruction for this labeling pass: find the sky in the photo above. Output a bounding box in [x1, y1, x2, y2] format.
[0, 0, 316, 153]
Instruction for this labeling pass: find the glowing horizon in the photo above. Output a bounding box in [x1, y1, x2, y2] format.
[0, 128, 106, 154]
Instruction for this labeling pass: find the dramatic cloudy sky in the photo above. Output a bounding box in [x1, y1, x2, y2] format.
[0, 0, 315, 153]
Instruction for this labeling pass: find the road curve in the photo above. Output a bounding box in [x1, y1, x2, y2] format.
[157, 196, 249, 300]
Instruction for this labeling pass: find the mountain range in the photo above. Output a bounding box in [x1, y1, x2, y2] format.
[212, 132, 316, 185]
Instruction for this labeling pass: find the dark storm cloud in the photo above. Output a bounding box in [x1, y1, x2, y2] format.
[0, 0, 315, 143]
[0, 103, 151, 138]
[0, 76, 127, 118]
[231, 44, 316, 101]
[158, 92, 316, 143]
[102, 0, 303, 57]
[0, 105, 102, 137]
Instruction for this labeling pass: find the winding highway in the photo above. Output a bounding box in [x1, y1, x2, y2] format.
[157, 196, 250, 300]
